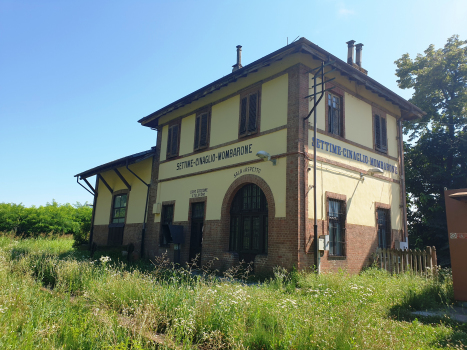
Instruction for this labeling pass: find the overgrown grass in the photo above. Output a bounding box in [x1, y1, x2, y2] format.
[0, 234, 465, 349]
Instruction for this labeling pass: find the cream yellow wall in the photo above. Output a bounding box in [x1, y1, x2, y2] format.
[307, 131, 402, 229]
[307, 131, 399, 181]
[159, 129, 287, 180]
[163, 73, 289, 155]
[299, 54, 402, 118]
[308, 162, 401, 229]
[156, 54, 303, 126]
[155, 157, 286, 222]
[93, 157, 153, 225]
[94, 179, 112, 225]
[155, 129, 287, 221]
[344, 92, 373, 149]
[260, 73, 288, 132]
[387, 114, 398, 159]
[179, 114, 195, 155]
[308, 76, 325, 130]
[210, 95, 240, 147]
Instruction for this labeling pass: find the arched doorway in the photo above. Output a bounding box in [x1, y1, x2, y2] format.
[229, 183, 268, 263]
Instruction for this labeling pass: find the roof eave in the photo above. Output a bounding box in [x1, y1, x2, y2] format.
[75, 148, 156, 179]
[140, 38, 425, 127]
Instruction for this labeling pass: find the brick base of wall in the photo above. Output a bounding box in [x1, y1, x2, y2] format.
[92, 223, 144, 253]
[92, 225, 108, 246]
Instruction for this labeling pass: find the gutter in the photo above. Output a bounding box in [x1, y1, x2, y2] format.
[88, 177, 99, 251]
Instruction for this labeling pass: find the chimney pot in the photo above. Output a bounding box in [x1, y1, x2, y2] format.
[232, 45, 243, 72]
[346, 40, 356, 65]
[355, 43, 363, 67]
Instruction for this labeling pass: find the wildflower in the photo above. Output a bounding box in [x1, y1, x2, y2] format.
[99, 256, 111, 263]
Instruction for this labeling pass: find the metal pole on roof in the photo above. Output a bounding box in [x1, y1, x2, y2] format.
[306, 60, 335, 273]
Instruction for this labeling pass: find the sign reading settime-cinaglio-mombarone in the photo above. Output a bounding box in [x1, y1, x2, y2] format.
[312, 137, 398, 174]
[176, 144, 253, 171]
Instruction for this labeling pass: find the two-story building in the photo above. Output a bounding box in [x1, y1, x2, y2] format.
[76, 38, 424, 273]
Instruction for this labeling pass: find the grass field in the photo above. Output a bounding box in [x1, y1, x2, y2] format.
[0, 234, 465, 349]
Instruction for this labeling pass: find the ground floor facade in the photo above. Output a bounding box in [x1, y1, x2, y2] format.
[84, 139, 405, 275]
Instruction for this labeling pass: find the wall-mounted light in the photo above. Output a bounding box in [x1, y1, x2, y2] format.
[360, 167, 384, 181]
[256, 150, 276, 165]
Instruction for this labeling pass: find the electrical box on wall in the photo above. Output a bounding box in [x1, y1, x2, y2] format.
[319, 235, 329, 251]
[153, 203, 161, 214]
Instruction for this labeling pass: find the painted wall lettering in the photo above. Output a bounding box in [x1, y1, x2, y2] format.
[311, 137, 398, 174]
[190, 188, 208, 198]
[177, 144, 253, 171]
[233, 166, 261, 178]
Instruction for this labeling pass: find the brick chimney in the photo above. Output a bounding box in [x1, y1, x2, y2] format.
[232, 45, 243, 72]
[346, 40, 368, 75]
[356, 43, 363, 67]
[346, 40, 356, 65]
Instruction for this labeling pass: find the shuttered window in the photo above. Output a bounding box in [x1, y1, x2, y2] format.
[374, 114, 387, 153]
[328, 199, 346, 256]
[160, 204, 174, 246]
[166, 124, 179, 158]
[194, 112, 209, 150]
[328, 92, 342, 136]
[239, 91, 259, 137]
[377, 208, 391, 249]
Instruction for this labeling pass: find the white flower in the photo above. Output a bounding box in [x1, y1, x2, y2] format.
[99, 256, 111, 263]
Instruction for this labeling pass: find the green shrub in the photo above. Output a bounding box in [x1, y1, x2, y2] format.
[0, 201, 92, 242]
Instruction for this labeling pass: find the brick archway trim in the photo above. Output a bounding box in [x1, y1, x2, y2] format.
[221, 174, 276, 220]
[220, 174, 276, 254]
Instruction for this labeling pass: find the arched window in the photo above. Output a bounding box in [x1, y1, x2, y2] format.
[229, 184, 268, 261]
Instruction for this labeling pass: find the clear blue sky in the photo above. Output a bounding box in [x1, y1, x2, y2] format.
[1, 0, 466, 207]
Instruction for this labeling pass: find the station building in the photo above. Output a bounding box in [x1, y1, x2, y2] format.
[76, 38, 424, 273]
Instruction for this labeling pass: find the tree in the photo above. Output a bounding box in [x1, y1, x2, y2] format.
[395, 35, 467, 265]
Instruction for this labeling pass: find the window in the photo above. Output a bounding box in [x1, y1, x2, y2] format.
[112, 194, 127, 224]
[166, 124, 179, 158]
[374, 114, 387, 153]
[239, 90, 260, 137]
[194, 111, 209, 150]
[377, 208, 390, 248]
[328, 199, 345, 256]
[327, 92, 343, 136]
[160, 204, 174, 246]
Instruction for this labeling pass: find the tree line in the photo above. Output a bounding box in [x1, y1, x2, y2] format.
[396, 34, 467, 265]
[0, 200, 91, 245]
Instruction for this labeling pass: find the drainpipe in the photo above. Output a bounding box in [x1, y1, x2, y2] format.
[126, 161, 151, 257]
[397, 118, 408, 245]
[88, 176, 99, 250]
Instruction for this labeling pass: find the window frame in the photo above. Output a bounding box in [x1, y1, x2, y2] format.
[325, 192, 347, 257]
[325, 84, 345, 138]
[193, 109, 211, 151]
[166, 122, 181, 159]
[238, 86, 261, 138]
[159, 203, 175, 246]
[229, 184, 268, 255]
[109, 190, 129, 226]
[375, 203, 392, 249]
[372, 106, 388, 154]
